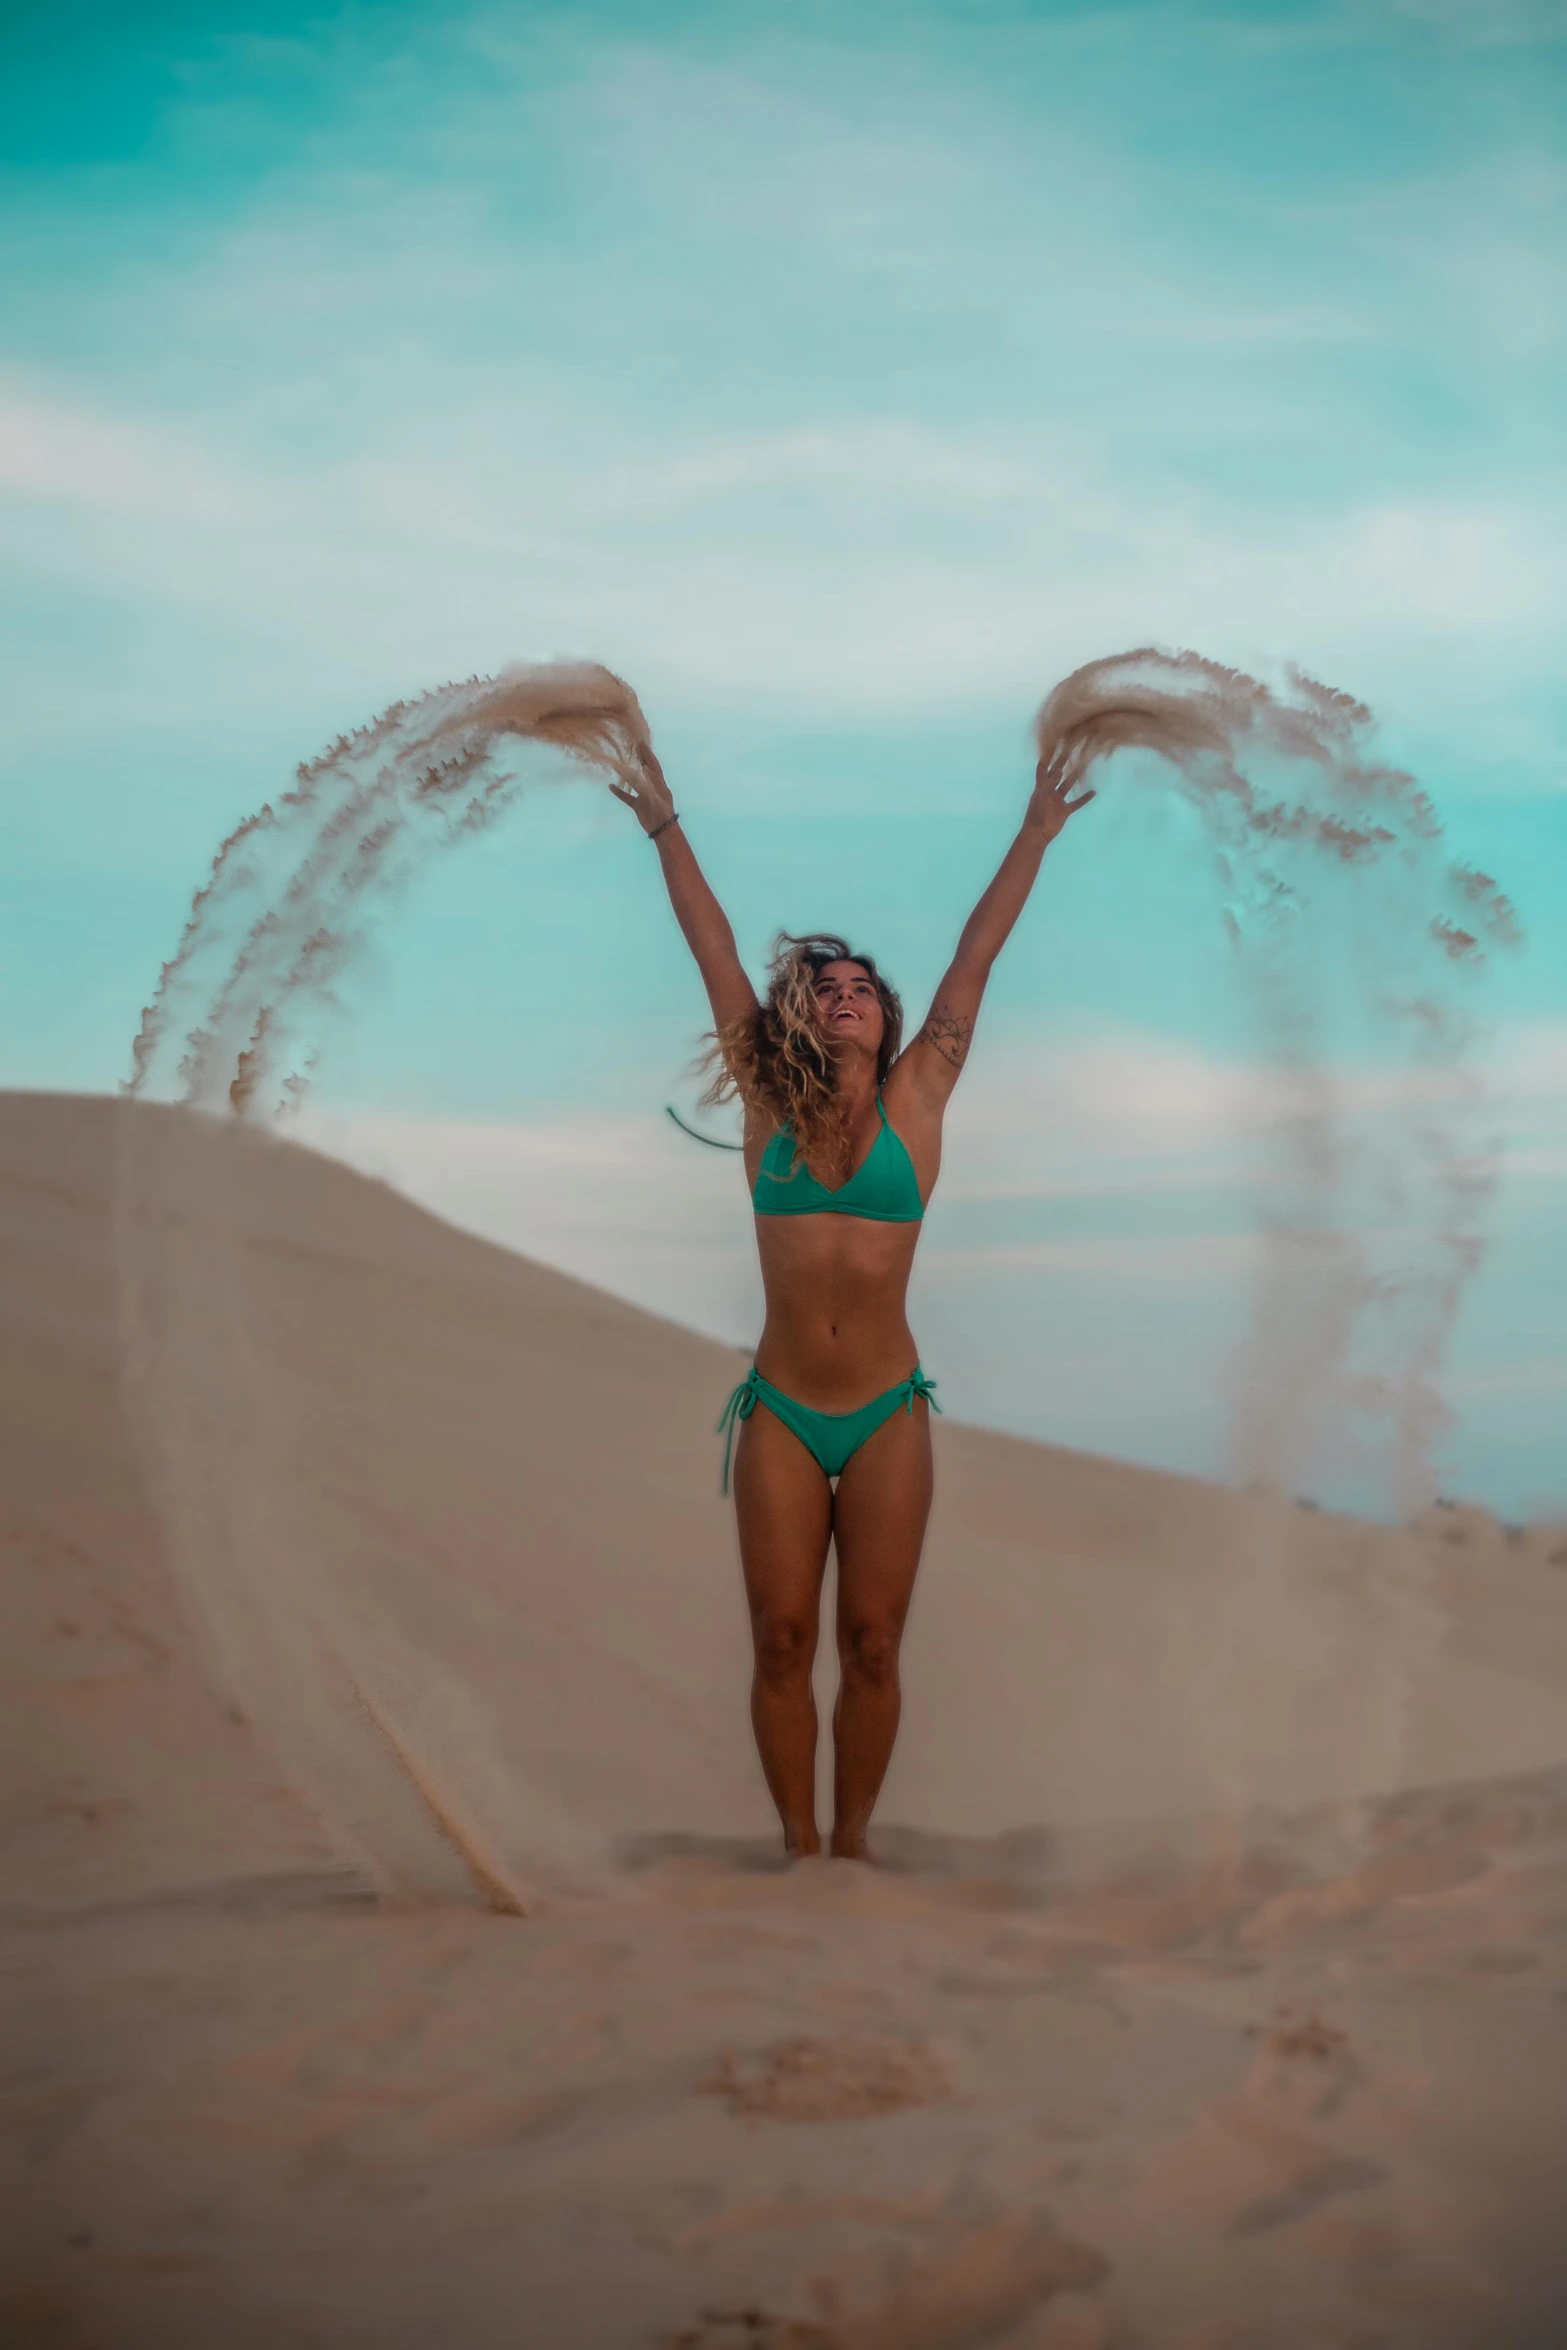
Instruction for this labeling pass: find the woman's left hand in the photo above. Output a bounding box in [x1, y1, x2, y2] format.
[608, 744, 677, 836]
[1025, 741, 1095, 842]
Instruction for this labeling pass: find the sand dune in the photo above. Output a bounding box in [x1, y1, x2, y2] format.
[4, 1090, 1566, 2347]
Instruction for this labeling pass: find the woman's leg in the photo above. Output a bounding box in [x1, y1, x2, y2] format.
[731, 1403, 835, 1856]
[828, 1398, 934, 1858]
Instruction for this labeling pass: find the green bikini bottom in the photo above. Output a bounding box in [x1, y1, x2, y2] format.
[717, 1363, 940, 1492]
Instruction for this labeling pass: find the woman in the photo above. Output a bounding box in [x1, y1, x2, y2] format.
[613, 745, 1095, 1859]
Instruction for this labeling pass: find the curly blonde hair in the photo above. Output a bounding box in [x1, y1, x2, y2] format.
[701, 932, 904, 1180]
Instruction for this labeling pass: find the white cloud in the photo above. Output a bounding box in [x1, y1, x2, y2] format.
[298, 1015, 1567, 1289]
[284, 1011, 1565, 1511]
[932, 1022, 1567, 1208]
[1332, 499, 1559, 626]
[4, 15, 1564, 735]
[0, 386, 252, 522]
[295, 1104, 762, 1348]
[1495, 1020, 1567, 1096]
[4, 366, 1562, 733]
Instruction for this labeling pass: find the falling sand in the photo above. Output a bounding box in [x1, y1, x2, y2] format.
[1035, 650, 1518, 1514]
[1035, 651, 1519, 1816]
[119, 662, 658, 1904]
[114, 648, 1519, 1897]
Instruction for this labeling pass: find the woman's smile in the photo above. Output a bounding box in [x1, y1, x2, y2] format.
[815, 964, 881, 1041]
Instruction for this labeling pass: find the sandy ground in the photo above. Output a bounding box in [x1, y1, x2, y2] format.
[4, 1090, 1566, 2348]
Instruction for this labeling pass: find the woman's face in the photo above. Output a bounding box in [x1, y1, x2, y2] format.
[813, 960, 884, 1056]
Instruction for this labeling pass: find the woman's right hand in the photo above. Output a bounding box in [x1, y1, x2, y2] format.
[1024, 739, 1095, 844]
[609, 745, 677, 836]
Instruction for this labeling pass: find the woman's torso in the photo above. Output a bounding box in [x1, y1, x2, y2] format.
[743, 1078, 940, 1408]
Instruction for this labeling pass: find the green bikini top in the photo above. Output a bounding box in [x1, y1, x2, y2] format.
[752, 1093, 924, 1224]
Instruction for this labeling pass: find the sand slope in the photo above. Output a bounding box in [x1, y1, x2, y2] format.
[4, 1091, 1567, 2347]
[9, 1090, 1567, 1893]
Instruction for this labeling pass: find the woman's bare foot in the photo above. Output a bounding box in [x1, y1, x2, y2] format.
[829, 1829, 875, 1861]
[784, 1825, 822, 1859]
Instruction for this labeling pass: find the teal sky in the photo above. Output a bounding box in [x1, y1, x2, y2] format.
[3, 0, 1565, 1514]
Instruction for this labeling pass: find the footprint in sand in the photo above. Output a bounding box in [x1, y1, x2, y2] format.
[702, 2035, 949, 2122]
[663, 2312, 829, 2350]
[664, 2212, 1110, 2350]
[811, 2210, 1110, 2350]
[1241, 2007, 1362, 2122]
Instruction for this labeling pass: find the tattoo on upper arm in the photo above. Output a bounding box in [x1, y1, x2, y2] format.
[918, 1011, 973, 1071]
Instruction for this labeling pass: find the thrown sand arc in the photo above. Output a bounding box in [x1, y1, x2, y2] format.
[115, 647, 1518, 1896]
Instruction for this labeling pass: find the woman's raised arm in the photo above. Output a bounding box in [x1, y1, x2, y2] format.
[611, 748, 757, 1032]
[899, 743, 1095, 1105]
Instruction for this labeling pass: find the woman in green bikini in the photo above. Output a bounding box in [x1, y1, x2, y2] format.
[615, 745, 1094, 1859]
